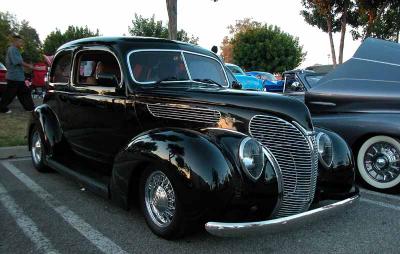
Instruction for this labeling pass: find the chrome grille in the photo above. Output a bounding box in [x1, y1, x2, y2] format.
[147, 103, 221, 124]
[249, 115, 318, 218]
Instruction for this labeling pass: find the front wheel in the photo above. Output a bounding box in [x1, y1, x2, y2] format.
[140, 166, 188, 239]
[357, 135, 400, 190]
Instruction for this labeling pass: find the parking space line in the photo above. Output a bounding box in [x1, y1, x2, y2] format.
[361, 198, 400, 211]
[360, 188, 400, 202]
[0, 182, 60, 254]
[1, 161, 128, 254]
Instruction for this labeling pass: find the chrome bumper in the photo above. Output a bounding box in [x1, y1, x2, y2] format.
[205, 194, 359, 237]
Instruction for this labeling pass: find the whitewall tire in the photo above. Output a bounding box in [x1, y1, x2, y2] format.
[357, 135, 400, 189]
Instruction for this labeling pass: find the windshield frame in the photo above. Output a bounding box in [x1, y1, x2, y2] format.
[127, 49, 229, 87]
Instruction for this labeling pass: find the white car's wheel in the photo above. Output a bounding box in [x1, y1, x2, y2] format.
[357, 135, 400, 189]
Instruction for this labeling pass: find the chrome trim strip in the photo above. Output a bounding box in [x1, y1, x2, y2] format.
[205, 195, 360, 237]
[126, 49, 229, 87]
[146, 103, 222, 123]
[263, 147, 283, 218]
[352, 57, 400, 68]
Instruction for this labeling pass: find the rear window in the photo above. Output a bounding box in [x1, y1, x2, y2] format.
[0, 63, 6, 70]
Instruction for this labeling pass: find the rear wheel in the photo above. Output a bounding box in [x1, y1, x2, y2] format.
[30, 127, 48, 172]
[357, 135, 400, 190]
[140, 166, 188, 239]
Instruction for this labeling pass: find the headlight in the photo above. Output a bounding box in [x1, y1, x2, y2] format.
[316, 132, 333, 168]
[239, 137, 264, 181]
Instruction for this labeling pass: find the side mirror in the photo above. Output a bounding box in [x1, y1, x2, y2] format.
[96, 73, 119, 87]
[232, 80, 242, 90]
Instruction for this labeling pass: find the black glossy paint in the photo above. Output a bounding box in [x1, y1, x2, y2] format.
[28, 36, 355, 222]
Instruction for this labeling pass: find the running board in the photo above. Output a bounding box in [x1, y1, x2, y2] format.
[47, 159, 109, 199]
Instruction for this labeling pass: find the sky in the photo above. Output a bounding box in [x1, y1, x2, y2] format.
[3, 0, 362, 68]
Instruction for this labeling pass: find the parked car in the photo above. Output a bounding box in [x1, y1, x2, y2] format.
[225, 63, 263, 91]
[247, 71, 284, 92]
[28, 36, 358, 239]
[282, 69, 327, 101]
[304, 38, 400, 191]
[0, 62, 7, 95]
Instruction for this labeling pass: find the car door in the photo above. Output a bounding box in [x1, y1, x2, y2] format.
[60, 47, 130, 166]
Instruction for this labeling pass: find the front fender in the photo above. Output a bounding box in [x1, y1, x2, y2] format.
[315, 127, 355, 197]
[28, 104, 63, 155]
[111, 128, 236, 212]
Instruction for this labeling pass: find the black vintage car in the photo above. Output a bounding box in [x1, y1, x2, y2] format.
[282, 69, 327, 101]
[28, 37, 358, 239]
[305, 38, 400, 191]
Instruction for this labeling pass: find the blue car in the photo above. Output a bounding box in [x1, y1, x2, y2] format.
[247, 71, 284, 92]
[225, 63, 263, 91]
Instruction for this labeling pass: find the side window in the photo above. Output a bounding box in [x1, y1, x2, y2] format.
[75, 50, 121, 87]
[284, 74, 305, 93]
[51, 51, 72, 83]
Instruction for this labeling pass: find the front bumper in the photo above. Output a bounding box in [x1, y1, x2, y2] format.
[205, 193, 359, 237]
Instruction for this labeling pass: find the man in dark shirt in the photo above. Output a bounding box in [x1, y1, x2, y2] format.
[0, 34, 40, 113]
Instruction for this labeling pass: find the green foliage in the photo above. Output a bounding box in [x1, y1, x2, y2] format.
[231, 25, 306, 73]
[43, 26, 100, 55]
[0, 12, 18, 63]
[128, 14, 199, 44]
[351, 0, 400, 41]
[0, 12, 42, 63]
[19, 20, 42, 63]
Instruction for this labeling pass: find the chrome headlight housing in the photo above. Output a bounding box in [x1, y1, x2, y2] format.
[239, 137, 265, 181]
[316, 132, 333, 168]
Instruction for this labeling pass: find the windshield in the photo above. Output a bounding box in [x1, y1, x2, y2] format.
[129, 51, 189, 83]
[305, 75, 325, 87]
[226, 65, 245, 75]
[261, 73, 276, 81]
[128, 50, 228, 86]
[184, 53, 228, 87]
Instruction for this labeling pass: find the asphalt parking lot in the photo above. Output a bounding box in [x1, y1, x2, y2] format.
[0, 158, 399, 254]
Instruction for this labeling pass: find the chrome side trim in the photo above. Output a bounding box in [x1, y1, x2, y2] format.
[205, 194, 360, 237]
[262, 147, 283, 218]
[147, 103, 222, 124]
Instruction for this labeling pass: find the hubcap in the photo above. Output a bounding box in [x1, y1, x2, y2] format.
[364, 142, 400, 183]
[144, 171, 176, 227]
[31, 131, 42, 165]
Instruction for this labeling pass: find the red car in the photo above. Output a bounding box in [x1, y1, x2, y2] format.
[0, 62, 6, 95]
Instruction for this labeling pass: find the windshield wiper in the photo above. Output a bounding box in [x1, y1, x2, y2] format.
[192, 78, 224, 88]
[153, 77, 178, 86]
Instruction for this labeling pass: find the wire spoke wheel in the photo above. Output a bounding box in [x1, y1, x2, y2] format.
[144, 170, 176, 228]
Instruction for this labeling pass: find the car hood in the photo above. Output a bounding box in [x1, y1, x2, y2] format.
[136, 85, 314, 131]
[306, 38, 400, 113]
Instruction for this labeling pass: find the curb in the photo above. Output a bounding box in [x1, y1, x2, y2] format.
[0, 146, 30, 160]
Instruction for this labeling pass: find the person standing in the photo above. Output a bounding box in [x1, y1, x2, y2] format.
[0, 34, 40, 113]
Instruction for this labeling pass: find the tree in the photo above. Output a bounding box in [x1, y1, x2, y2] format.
[128, 14, 199, 44]
[301, 0, 357, 65]
[165, 0, 218, 40]
[231, 24, 306, 73]
[0, 12, 42, 63]
[19, 20, 42, 63]
[351, 0, 400, 42]
[221, 18, 261, 63]
[166, 0, 177, 40]
[43, 26, 99, 55]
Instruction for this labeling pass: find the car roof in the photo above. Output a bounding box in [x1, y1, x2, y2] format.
[57, 36, 215, 58]
[0, 62, 6, 70]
